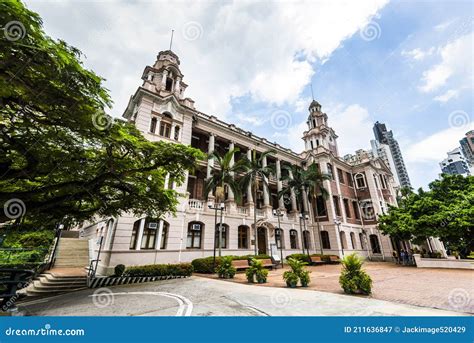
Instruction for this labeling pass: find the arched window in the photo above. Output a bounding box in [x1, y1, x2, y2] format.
[130, 219, 141, 250]
[303, 230, 311, 250]
[141, 218, 159, 249]
[187, 222, 203, 249]
[355, 173, 367, 189]
[350, 232, 356, 249]
[339, 231, 347, 250]
[275, 228, 284, 249]
[150, 117, 157, 133]
[160, 221, 169, 249]
[321, 230, 331, 249]
[238, 225, 249, 249]
[369, 234, 381, 254]
[290, 229, 298, 249]
[215, 223, 228, 249]
[359, 233, 366, 250]
[174, 125, 180, 140]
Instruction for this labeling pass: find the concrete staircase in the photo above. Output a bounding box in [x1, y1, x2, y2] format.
[25, 237, 89, 297]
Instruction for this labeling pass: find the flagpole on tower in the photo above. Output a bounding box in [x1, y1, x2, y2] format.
[310, 82, 315, 100]
[169, 29, 174, 51]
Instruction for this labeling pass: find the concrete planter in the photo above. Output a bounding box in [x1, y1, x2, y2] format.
[413, 254, 473, 270]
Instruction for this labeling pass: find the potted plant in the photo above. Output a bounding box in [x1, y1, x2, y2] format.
[216, 256, 236, 279]
[300, 270, 311, 287]
[339, 253, 372, 295]
[283, 271, 298, 288]
[256, 268, 268, 283]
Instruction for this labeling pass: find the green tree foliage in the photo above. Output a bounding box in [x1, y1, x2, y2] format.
[379, 174, 474, 257]
[0, 1, 204, 227]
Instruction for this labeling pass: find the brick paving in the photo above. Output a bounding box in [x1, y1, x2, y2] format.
[198, 262, 474, 313]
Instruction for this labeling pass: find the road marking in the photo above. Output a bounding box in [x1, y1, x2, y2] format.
[89, 291, 193, 316]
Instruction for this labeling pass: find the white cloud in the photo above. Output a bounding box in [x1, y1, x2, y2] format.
[434, 19, 455, 32]
[401, 47, 434, 61]
[434, 89, 459, 103]
[405, 124, 473, 163]
[419, 32, 473, 93]
[325, 104, 374, 156]
[25, 0, 389, 119]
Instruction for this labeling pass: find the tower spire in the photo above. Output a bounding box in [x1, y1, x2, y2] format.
[310, 82, 314, 100]
[169, 29, 174, 51]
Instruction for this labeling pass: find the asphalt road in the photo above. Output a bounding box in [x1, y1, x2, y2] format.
[17, 276, 464, 316]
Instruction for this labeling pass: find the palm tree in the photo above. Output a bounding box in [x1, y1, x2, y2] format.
[204, 148, 244, 257]
[278, 162, 330, 255]
[239, 149, 275, 255]
[305, 162, 331, 254]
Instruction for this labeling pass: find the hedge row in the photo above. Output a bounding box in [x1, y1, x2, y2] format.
[124, 263, 193, 277]
[192, 254, 271, 274]
[286, 253, 334, 264]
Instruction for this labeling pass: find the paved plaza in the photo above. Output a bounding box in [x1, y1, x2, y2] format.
[17, 272, 470, 317]
[199, 262, 474, 314]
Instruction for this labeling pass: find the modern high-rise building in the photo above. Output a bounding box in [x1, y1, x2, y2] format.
[439, 147, 471, 176]
[373, 121, 411, 188]
[459, 130, 474, 172]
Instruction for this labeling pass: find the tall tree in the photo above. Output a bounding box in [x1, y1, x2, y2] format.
[239, 149, 275, 255]
[0, 1, 204, 227]
[379, 174, 474, 257]
[204, 148, 244, 256]
[279, 163, 330, 254]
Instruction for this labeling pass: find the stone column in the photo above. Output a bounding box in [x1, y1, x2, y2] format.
[136, 218, 145, 251]
[262, 155, 270, 208]
[276, 159, 285, 210]
[206, 134, 215, 179]
[156, 220, 164, 250]
[175, 76, 181, 94]
[161, 70, 168, 89]
[246, 150, 253, 204]
[288, 170, 298, 213]
[227, 141, 235, 202]
[206, 134, 215, 199]
[170, 123, 176, 141]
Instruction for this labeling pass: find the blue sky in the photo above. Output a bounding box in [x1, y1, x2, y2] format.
[25, 0, 473, 190]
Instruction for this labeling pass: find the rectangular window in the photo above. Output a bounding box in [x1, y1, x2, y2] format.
[238, 226, 248, 249]
[327, 163, 334, 180]
[159, 122, 171, 138]
[352, 201, 360, 219]
[337, 168, 345, 184]
[343, 199, 351, 218]
[346, 172, 353, 187]
[333, 196, 341, 217]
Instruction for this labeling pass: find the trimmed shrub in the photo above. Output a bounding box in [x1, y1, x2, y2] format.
[191, 254, 271, 274]
[339, 253, 372, 295]
[114, 264, 126, 277]
[124, 263, 193, 277]
[286, 253, 311, 264]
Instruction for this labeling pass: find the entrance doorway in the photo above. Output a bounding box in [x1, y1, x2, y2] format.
[257, 227, 267, 255]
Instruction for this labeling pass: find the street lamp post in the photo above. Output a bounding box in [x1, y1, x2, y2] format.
[299, 212, 310, 257]
[273, 209, 284, 268]
[208, 202, 225, 267]
[334, 218, 344, 257]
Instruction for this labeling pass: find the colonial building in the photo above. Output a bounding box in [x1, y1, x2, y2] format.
[78, 50, 430, 275]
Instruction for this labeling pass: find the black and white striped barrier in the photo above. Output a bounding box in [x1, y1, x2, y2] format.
[87, 275, 188, 288]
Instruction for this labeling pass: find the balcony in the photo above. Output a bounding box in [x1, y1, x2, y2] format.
[188, 199, 205, 210]
[256, 209, 265, 217]
[236, 206, 248, 215]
